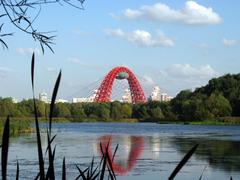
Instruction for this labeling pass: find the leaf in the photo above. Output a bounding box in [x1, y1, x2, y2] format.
[0, 38, 8, 49]
[31, 53, 45, 179]
[49, 70, 61, 135]
[1, 116, 10, 180]
[62, 157, 66, 180]
[31, 53, 35, 92]
[16, 160, 19, 180]
[45, 131, 55, 180]
[168, 144, 199, 180]
[76, 165, 88, 180]
[199, 165, 208, 180]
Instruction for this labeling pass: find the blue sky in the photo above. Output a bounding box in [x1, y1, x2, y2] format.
[0, 0, 240, 100]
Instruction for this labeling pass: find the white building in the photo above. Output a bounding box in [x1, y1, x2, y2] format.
[122, 89, 132, 103]
[149, 86, 161, 101]
[39, 92, 48, 103]
[148, 86, 174, 102]
[88, 89, 98, 102]
[72, 89, 98, 103]
[72, 97, 90, 103]
[56, 99, 69, 103]
[12, 98, 18, 103]
[166, 95, 173, 101]
[161, 93, 173, 102]
[160, 93, 168, 101]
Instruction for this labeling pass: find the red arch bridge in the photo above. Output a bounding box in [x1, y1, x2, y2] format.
[94, 66, 147, 103]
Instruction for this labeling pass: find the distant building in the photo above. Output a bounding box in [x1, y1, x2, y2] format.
[166, 96, 173, 102]
[148, 86, 173, 102]
[56, 99, 69, 103]
[160, 93, 168, 101]
[122, 89, 132, 103]
[149, 86, 161, 101]
[72, 97, 89, 103]
[72, 89, 98, 103]
[39, 92, 48, 103]
[88, 89, 98, 102]
[161, 93, 173, 102]
[12, 98, 18, 103]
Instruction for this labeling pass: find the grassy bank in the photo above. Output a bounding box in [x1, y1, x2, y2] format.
[1, 116, 239, 137]
[0, 117, 33, 136]
[157, 117, 240, 125]
[0, 116, 139, 136]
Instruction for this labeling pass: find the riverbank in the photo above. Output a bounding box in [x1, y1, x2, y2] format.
[157, 117, 240, 125]
[1, 116, 239, 137]
[0, 118, 33, 136]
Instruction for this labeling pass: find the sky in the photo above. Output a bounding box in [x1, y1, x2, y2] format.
[0, 0, 240, 101]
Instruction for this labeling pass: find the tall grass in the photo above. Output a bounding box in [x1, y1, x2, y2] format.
[0, 53, 227, 179]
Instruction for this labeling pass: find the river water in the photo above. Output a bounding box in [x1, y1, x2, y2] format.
[5, 123, 240, 179]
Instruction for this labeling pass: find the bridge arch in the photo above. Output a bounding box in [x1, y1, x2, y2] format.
[94, 66, 146, 103]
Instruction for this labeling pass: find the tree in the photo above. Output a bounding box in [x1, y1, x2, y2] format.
[17, 99, 34, 116]
[121, 104, 132, 118]
[98, 103, 110, 121]
[110, 101, 122, 120]
[0, 97, 20, 116]
[133, 104, 150, 119]
[195, 73, 240, 116]
[53, 103, 71, 118]
[0, 0, 85, 51]
[171, 89, 192, 116]
[149, 107, 164, 120]
[70, 103, 86, 119]
[206, 92, 232, 117]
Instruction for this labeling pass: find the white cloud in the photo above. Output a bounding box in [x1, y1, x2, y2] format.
[0, 67, 12, 72]
[165, 64, 217, 79]
[222, 38, 238, 47]
[122, 1, 221, 25]
[142, 75, 155, 85]
[72, 28, 91, 36]
[196, 43, 209, 49]
[105, 28, 174, 47]
[154, 64, 218, 95]
[46, 67, 56, 72]
[124, 9, 142, 19]
[105, 28, 124, 37]
[0, 66, 12, 79]
[17, 48, 41, 55]
[68, 57, 101, 69]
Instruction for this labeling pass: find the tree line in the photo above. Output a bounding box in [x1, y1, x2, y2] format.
[0, 73, 239, 122]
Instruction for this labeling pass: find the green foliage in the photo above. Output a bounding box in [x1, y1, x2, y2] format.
[121, 104, 132, 118]
[171, 74, 240, 121]
[70, 103, 87, 119]
[53, 103, 71, 118]
[206, 92, 232, 117]
[0, 97, 20, 117]
[195, 73, 240, 116]
[149, 107, 164, 120]
[110, 101, 123, 120]
[0, 73, 239, 122]
[98, 103, 111, 120]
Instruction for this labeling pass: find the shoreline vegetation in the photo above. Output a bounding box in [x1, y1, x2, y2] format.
[1, 73, 240, 136]
[1, 116, 240, 137]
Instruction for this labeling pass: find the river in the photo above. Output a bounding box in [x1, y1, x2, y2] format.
[5, 123, 240, 179]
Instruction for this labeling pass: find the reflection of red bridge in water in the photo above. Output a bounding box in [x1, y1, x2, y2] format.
[98, 135, 144, 175]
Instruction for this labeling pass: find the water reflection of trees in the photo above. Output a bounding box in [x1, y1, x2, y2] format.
[171, 138, 240, 172]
